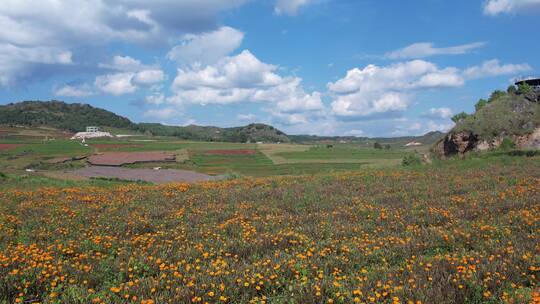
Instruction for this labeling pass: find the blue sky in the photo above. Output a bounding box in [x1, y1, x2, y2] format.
[1, 0, 539, 136]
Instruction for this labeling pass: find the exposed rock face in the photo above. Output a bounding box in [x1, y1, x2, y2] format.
[523, 90, 540, 103]
[515, 127, 540, 149]
[434, 127, 540, 157]
[434, 132, 478, 157]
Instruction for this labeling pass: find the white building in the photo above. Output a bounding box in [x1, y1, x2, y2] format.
[86, 126, 100, 133]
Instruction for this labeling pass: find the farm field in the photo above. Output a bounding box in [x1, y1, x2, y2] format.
[0, 155, 539, 303]
[0, 127, 411, 178]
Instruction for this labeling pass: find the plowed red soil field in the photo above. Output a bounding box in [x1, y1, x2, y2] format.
[0, 144, 22, 151]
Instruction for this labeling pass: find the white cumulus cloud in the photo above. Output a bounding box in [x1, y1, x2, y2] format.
[95, 73, 138, 96]
[328, 60, 464, 118]
[167, 26, 244, 65]
[0, 0, 250, 86]
[166, 50, 324, 124]
[95, 55, 165, 95]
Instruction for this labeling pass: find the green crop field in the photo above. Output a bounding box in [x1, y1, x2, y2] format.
[0, 127, 410, 178]
[276, 146, 407, 161]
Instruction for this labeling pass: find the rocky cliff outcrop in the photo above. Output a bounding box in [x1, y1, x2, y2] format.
[433, 132, 478, 157]
[433, 89, 540, 158]
[434, 127, 540, 158]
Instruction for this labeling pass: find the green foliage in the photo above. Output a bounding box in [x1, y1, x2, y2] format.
[0, 101, 134, 132]
[507, 85, 517, 95]
[402, 153, 422, 166]
[488, 90, 506, 103]
[373, 142, 383, 149]
[384, 144, 391, 150]
[517, 83, 532, 95]
[475, 99, 488, 112]
[451, 112, 470, 123]
[499, 138, 515, 151]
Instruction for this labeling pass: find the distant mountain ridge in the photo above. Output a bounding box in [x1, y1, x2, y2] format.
[0, 100, 442, 144]
[0, 101, 290, 143]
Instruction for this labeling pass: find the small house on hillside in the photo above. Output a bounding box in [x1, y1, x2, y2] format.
[86, 126, 100, 133]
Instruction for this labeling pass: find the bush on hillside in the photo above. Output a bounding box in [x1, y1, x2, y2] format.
[517, 83, 532, 95]
[499, 138, 516, 151]
[373, 142, 383, 149]
[475, 99, 488, 112]
[451, 112, 469, 123]
[488, 90, 506, 103]
[402, 153, 422, 166]
[507, 85, 517, 95]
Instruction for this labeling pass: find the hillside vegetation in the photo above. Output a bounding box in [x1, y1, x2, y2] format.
[0, 101, 289, 143]
[434, 85, 540, 156]
[135, 123, 290, 143]
[0, 101, 134, 132]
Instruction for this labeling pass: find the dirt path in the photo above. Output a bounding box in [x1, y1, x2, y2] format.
[72, 166, 222, 184]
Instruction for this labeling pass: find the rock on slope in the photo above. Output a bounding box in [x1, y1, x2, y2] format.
[434, 90, 540, 157]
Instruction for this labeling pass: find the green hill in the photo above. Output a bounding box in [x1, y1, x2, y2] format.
[0, 100, 290, 143]
[434, 86, 540, 156]
[0, 101, 134, 132]
[134, 123, 290, 143]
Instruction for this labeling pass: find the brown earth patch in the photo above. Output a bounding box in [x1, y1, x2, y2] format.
[88, 152, 176, 166]
[72, 166, 220, 183]
[202, 149, 258, 155]
[0, 144, 22, 151]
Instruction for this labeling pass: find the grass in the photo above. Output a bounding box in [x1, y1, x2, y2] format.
[127, 150, 371, 177]
[0, 172, 133, 190]
[276, 146, 407, 162]
[0, 155, 538, 303]
[0, 140, 92, 171]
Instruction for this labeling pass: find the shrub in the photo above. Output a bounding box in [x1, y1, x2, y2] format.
[507, 85, 517, 95]
[499, 138, 515, 150]
[517, 83, 532, 95]
[451, 112, 469, 123]
[475, 99, 488, 112]
[402, 153, 422, 166]
[488, 90, 506, 102]
[373, 142, 383, 149]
